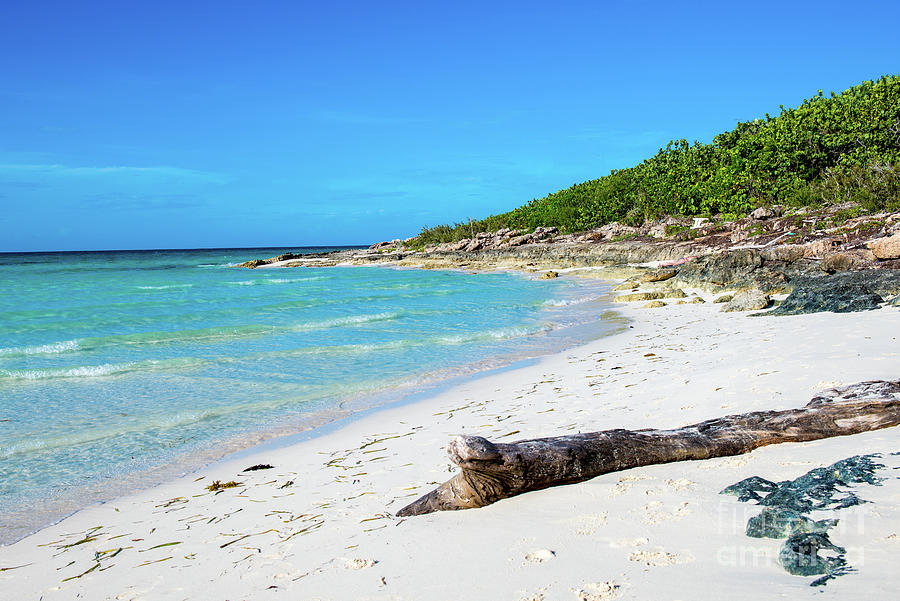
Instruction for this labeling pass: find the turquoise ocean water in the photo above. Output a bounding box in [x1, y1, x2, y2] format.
[0, 248, 622, 544]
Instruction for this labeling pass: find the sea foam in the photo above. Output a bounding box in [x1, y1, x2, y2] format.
[291, 311, 401, 331]
[0, 339, 80, 357]
[0, 362, 137, 381]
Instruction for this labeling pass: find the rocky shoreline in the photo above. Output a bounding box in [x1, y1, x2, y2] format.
[239, 206, 900, 315]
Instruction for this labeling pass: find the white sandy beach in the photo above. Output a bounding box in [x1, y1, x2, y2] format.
[2, 292, 899, 600]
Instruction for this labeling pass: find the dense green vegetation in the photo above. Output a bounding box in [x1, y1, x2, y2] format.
[416, 74, 900, 246]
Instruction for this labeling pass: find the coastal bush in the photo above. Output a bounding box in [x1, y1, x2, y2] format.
[415, 74, 900, 244]
[664, 224, 690, 237]
[815, 163, 900, 212]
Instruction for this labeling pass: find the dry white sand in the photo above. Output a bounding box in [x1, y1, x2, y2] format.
[2, 296, 899, 600]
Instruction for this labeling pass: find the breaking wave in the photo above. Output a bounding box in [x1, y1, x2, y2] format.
[0, 339, 80, 357]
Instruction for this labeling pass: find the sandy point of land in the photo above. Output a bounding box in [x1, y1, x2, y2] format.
[1, 297, 899, 601]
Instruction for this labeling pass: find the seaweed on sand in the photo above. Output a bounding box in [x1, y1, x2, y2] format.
[206, 480, 243, 492]
[243, 464, 274, 471]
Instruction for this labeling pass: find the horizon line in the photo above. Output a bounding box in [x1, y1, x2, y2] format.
[0, 244, 371, 255]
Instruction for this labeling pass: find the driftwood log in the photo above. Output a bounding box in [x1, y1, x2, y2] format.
[397, 379, 900, 517]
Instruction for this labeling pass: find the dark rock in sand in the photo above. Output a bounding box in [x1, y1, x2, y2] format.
[751, 270, 900, 317]
[722, 454, 885, 513]
[539, 270, 559, 279]
[779, 532, 849, 582]
[746, 507, 836, 539]
[768, 279, 883, 315]
[723, 454, 887, 586]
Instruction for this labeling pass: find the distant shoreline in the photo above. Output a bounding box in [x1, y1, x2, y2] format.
[235, 207, 900, 311]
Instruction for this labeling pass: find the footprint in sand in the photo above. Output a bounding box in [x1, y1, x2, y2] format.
[573, 581, 620, 600]
[697, 455, 748, 470]
[641, 501, 690, 524]
[628, 549, 693, 566]
[664, 478, 694, 491]
[572, 512, 608, 536]
[524, 549, 556, 563]
[609, 537, 648, 548]
[609, 474, 651, 496]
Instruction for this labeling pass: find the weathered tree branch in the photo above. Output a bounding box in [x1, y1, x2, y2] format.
[396, 380, 900, 517]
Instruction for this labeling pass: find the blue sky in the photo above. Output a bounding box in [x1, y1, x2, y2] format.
[2, 1, 898, 251]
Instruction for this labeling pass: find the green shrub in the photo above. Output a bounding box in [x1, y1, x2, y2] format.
[416, 75, 900, 244]
[665, 224, 690, 236]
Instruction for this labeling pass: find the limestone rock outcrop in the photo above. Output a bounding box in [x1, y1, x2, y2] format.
[721, 289, 771, 312]
[867, 234, 900, 260]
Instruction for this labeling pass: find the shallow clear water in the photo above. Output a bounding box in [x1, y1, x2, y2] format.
[0, 247, 621, 543]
